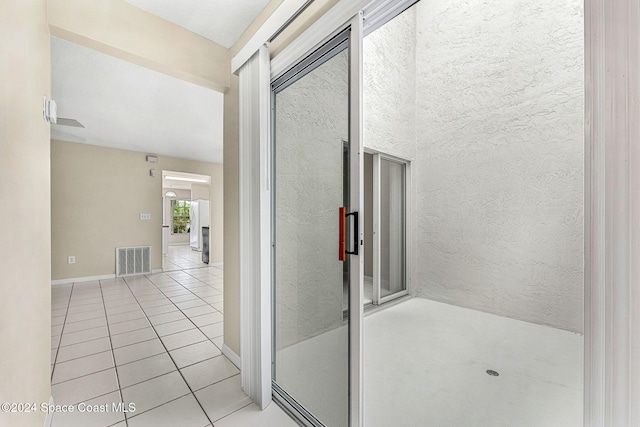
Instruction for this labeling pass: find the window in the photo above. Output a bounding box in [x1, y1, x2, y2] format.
[171, 200, 191, 234]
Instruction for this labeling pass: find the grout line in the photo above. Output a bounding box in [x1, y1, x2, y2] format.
[212, 400, 254, 424]
[57, 333, 111, 349]
[117, 368, 179, 391]
[98, 279, 129, 427]
[109, 324, 153, 337]
[54, 348, 111, 365]
[49, 388, 123, 409]
[110, 334, 157, 352]
[63, 314, 107, 325]
[112, 349, 165, 368]
[51, 364, 114, 386]
[58, 320, 108, 334]
[152, 336, 210, 353]
[50, 284, 74, 381]
[106, 315, 147, 327]
[123, 388, 192, 421]
[187, 369, 240, 394]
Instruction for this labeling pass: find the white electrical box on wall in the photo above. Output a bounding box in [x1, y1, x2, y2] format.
[140, 213, 151, 220]
[43, 97, 57, 124]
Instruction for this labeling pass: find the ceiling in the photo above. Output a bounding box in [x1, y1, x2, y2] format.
[124, 0, 272, 48]
[51, 37, 224, 163]
[51, 1, 274, 164]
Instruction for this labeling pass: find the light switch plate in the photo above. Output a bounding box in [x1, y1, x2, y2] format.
[140, 213, 151, 220]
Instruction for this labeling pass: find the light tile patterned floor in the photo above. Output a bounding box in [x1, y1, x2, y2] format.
[49, 246, 289, 427]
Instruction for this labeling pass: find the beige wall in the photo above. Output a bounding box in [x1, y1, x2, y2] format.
[51, 140, 223, 281]
[223, 74, 241, 355]
[0, 1, 51, 426]
[191, 183, 209, 201]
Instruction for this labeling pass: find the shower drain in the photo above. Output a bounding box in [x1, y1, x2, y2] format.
[486, 369, 500, 377]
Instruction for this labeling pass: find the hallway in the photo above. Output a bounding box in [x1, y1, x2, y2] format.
[49, 246, 293, 426]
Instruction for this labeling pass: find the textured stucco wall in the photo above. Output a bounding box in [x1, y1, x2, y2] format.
[275, 50, 349, 349]
[363, 7, 416, 161]
[412, 0, 584, 332]
[363, 6, 417, 295]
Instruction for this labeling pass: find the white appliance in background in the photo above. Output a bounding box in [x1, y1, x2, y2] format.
[190, 200, 210, 251]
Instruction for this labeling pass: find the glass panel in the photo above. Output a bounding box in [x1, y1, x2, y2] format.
[378, 158, 406, 299]
[273, 48, 350, 426]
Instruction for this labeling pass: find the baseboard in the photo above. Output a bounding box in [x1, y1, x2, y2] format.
[210, 262, 223, 267]
[43, 396, 54, 427]
[52, 269, 164, 285]
[222, 344, 241, 369]
[51, 274, 115, 286]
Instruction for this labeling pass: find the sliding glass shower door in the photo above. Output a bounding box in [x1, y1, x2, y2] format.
[271, 29, 360, 427]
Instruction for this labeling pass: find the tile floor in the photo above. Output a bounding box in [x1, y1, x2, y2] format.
[162, 244, 212, 272]
[50, 246, 295, 427]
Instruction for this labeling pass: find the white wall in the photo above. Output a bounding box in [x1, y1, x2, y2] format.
[363, 7, 416, 161]
[362, 0, 584, 332]
[412, 0, 584, 332]
[363, 7, 417, 292]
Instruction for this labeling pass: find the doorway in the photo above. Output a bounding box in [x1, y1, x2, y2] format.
[162, 170, 212, 271]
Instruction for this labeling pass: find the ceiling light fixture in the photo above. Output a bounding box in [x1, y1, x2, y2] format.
[165, 191, 177, 197]
[164, 176, 208, 183]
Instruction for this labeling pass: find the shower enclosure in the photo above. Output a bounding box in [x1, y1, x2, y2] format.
[263, 0, 585, 425]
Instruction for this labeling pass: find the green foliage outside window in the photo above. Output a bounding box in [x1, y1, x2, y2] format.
[172, 200, 190, 234]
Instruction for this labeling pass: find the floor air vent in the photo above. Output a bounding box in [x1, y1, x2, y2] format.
[116, 246, 151, 277]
